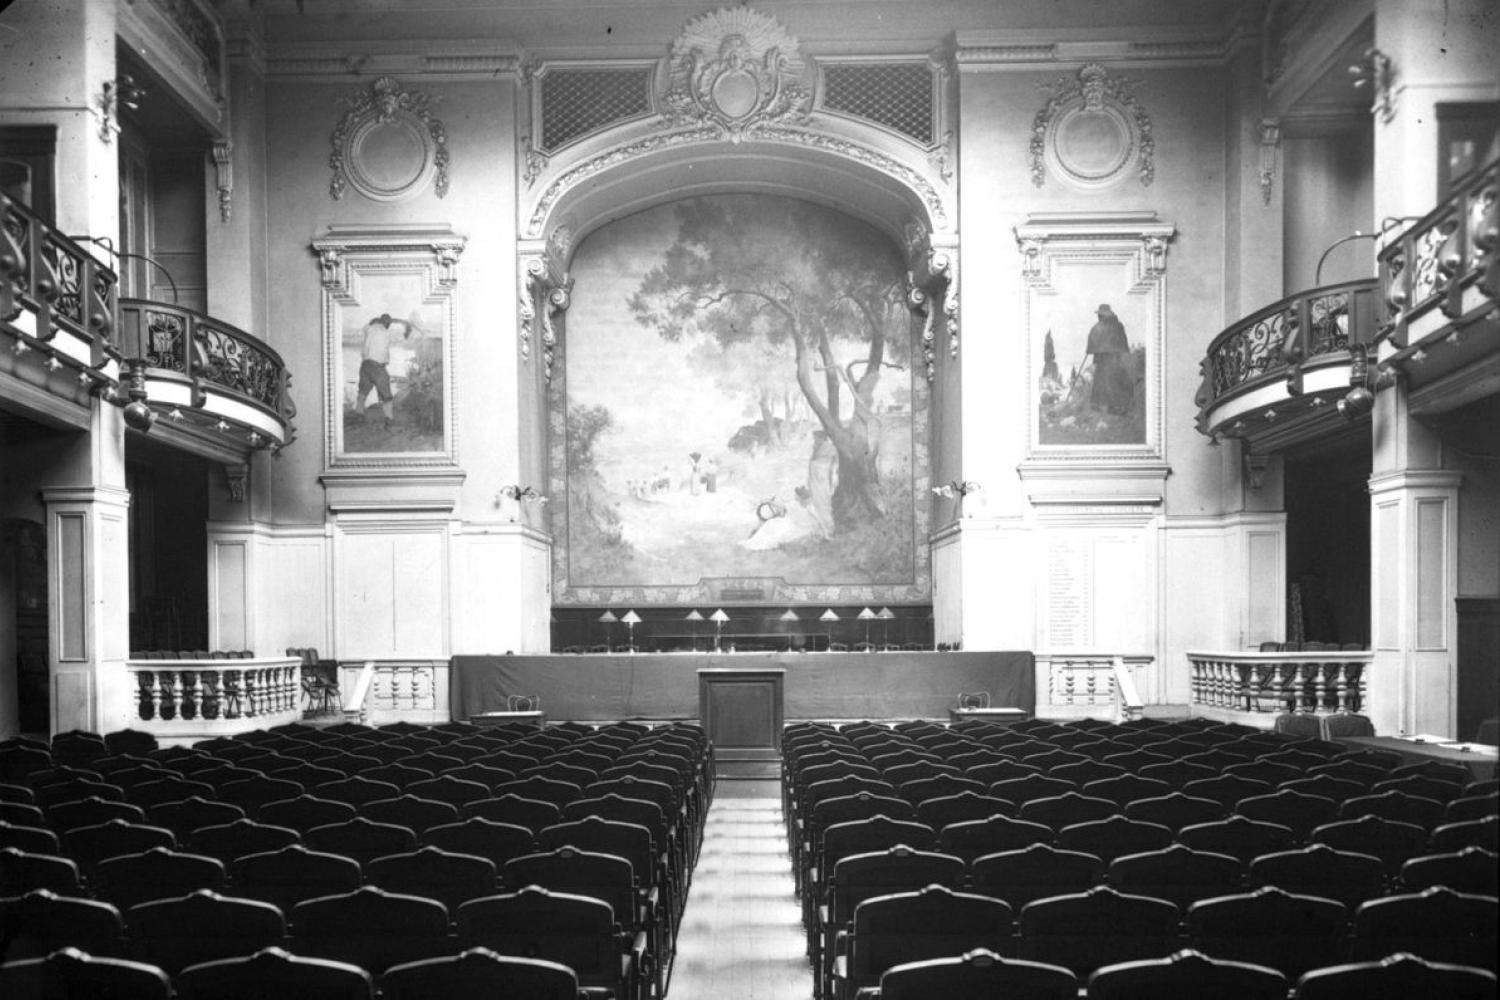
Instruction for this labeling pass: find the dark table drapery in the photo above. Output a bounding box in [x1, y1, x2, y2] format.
[450, 650, 1034, 722]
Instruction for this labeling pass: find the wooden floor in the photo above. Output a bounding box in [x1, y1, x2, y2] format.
[668, 780, 813, 999]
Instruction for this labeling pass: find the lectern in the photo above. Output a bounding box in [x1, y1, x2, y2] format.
[697, 667, 784, 779]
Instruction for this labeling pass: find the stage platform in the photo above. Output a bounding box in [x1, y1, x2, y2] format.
[450, 650, 1034, 723]
[1336, 735, 1497, 780]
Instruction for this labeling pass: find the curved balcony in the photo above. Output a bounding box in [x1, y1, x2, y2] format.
[117, 299, 297, 454]
[0, 194, 118, 426]
[1376, 154, 1498, 407]
[1195, 279, 1379, 450]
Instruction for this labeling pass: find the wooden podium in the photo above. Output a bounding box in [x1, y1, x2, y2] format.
[698, 667, 784, 779]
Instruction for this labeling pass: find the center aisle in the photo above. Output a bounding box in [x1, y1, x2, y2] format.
[667, 782, 813, 999]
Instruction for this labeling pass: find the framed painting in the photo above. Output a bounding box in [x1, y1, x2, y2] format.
[547, 193, 931, 607]
[1015, 212, 1174, 462]
[312, 225, 465, 468]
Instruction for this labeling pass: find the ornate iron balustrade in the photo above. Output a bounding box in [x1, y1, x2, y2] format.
[0, 193, 118, 377]
[1187, 649, 1372, 717]
[125, 656, 302, 739]
[118, 298, 296, 449]
[1379, 154, 1498, 351]
[1195, 279, 1380, 437]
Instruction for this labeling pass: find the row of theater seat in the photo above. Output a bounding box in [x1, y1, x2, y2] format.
[1, 719, 714, 1000]
[781, 716, 1498, 1000]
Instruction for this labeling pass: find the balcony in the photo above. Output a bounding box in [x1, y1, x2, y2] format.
[1376, 154, 1499, 410]
[1195, 279, 1380, 451]
[117, 299, 297, 457]
[0, 194, 119, 426]
[1187, 647, 1374, 729]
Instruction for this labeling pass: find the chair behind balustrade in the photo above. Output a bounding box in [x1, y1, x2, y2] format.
[0, 888, 126, 959]
[126, 889, 285, 976]
[379, 949, 581, 1000]
[1292, 952, 1499, 1000]
[1349, 885, 1498, 970]
[0, 946, 172, 999]
[1016, 886, 1182, 979]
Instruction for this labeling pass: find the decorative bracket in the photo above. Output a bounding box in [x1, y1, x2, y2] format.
[222, 462, 248, 503]
[518, 244, 571, 382]
[211, 140, 233, 223]
[1242, 452, 1269, 492]
[905, 226, 959, 382]
[1258, 119, 1281, 205]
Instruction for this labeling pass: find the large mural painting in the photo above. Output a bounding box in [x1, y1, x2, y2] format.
[552, 194, 929, 606]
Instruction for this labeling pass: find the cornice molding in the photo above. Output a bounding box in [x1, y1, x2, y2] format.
[266, 41, 522, 81]
[955, 28, 1234, 70]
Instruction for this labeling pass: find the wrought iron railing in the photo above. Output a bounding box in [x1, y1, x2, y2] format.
[0, 193, 118, 367]
[1187, 649, 1372, 716]
[1379, 154, 1499, 348]
[1195, 279, 1380, 433]
[118, 298, 295, 432]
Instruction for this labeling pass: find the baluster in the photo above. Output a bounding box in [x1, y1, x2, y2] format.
[201, 670, 221, 720]
[279, 665, 294, 712]
[395, 665, 414, 709]
[137, 670, 157, 721]
[245, 668, 260, 717]
[158, 670, 179, 721]
[225, 669, 242, 719]
[413, 665, 433, 709]
[1330, 662, 1348, 714]
[180, 670, 199, 720]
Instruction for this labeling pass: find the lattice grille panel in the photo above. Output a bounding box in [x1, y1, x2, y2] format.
[822, 63, 934, 144]
[540, 68, 653, 151]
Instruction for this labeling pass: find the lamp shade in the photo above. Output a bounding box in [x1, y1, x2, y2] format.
[621, 610, 642, 625]
[819, 609, 840, 622]
[779, 609, 800, 622]
[684, 610, 704, 622]
[877, 607, 895, 620]
[598, 610, 618, 624]
[857, 607, 877, 620]
[709, 609, 730, 624]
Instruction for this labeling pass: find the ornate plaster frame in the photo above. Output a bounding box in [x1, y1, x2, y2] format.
[1015, 213, 1175, 466]
[311, 225, 465, 471]
[1030, 63, 1154, 190]
[330, 76, 450, 203]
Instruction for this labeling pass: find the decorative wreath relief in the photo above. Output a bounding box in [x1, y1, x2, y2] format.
[1030, 63, 1154, 190]
[330, 76, 450, 202]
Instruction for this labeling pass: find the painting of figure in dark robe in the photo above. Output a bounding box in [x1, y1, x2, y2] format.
[1035, 275, 1147, 445]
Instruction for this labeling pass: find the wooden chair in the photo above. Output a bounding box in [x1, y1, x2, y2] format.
[939, 813, 1053, 862]
[379, 949, 582, 1000]
[230, 843, 362, 913]
[969, 843, 1106, 910]
[461, 793, 561, 834]
[1350, 885, 1498, 971]
[1087, 948, 1288, 1000]
[175, 946, 374, 1000]
[0, 946, 171, 999]
[1397, 845, 1499, 896]
[256, 794, 357, 835]
[1186, 885, 1350, 980]
[365, 845, 499, 915]
[0, 888, 126, 959]
[363, 794, 461, 835]
[1106, 843, 1245, 909]
[1018, 792, 1117, 832]
[0, 846, 81, 896]
[1053, 815, 1174, 865]
[1293, 952, 1499, 1000]
[873, 947, 1077, 1000]
[93, 846, 227, 910]
[126, 889, 285, 975]
[1249, 843, 1387, 908]
[292, 886, 454, 975]
[1177, 815, 1297, 863]
[304, 816, 418, 866]
[423, 816, 537, 869]
[1016, 885, 1181, 978]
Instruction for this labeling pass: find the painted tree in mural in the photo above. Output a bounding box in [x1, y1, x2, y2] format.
[628, 195, 909, 533]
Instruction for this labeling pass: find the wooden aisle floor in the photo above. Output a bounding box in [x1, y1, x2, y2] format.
[667, 781, 813, 999]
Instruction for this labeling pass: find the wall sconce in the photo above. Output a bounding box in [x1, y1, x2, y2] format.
[931, 480, 981, 499]
[97, 73, 145, 144]
[120, 358, 156, 432]
[496, 485, 547, 506]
